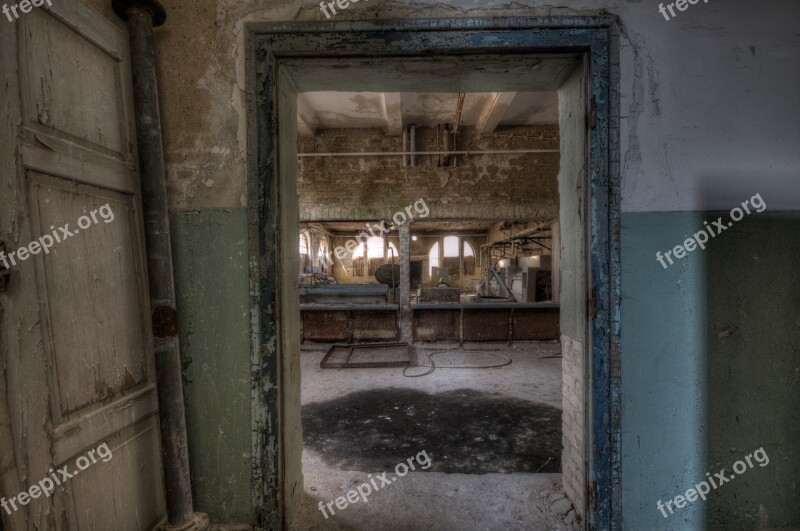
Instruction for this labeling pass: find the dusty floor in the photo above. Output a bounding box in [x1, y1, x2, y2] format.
[291, 341, 577, 531]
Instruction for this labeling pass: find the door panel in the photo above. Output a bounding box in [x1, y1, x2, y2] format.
[0, 1, 166, 529]
[20, 7, 128, 155]
[70, 419, 164, 531]
[30, 177, 149, 415]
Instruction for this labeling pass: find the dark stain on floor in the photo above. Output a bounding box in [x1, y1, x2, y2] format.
[302, 388, 561, 474]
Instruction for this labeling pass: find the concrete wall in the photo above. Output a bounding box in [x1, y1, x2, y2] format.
[80, 0, 800, 528]
[557, 64, 588, 521]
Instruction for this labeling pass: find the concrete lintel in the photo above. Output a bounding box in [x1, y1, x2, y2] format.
[383, 92, 403, 135]
[477, 92, 517, 134]
[296, 93, 319, 137]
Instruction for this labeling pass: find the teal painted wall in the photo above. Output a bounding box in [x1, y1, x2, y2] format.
[621, 211, 800, 530]
[171, 209, 252, 524]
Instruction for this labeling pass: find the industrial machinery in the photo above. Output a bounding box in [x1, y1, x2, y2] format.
[477, 266, 516, 302]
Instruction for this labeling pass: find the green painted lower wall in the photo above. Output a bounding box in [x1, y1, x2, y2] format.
[171, 208, 251, 524]
[621, 211, 800, 530]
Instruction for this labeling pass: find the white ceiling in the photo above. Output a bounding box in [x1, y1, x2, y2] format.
[297, 91, 558, 137]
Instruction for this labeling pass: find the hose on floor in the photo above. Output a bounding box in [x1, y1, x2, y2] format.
[402, 348, 513, 377]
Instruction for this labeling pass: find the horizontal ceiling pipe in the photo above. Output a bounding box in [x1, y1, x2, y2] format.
[298, 149, 559, 158]
[480, 221, 554, 244]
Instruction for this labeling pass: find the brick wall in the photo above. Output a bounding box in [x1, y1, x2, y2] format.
[561, 335, 585, 520]
[298, 125, 559, 221]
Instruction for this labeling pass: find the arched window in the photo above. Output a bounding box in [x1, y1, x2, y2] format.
[429, 242, 440, 277]
[299, 231, 311, 272]
[429, 237, 478, 278]
[352, 237, 397, 276]
[317, 236, 329, 272]
[299, 231, 309, 255]
[463, 240, 476, 275]
[442, 236, 461, 279]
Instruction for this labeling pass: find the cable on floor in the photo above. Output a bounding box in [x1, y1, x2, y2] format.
[402, 348, 513, 377]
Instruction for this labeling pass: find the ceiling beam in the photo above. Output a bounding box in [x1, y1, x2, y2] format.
[382, 92, 403, 135]
[477, 92, 517, 134]
[296, 93, 319, 137]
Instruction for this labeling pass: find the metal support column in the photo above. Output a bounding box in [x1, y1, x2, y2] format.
[398, 223, 412, 344]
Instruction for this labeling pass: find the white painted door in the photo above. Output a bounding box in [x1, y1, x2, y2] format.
[0, 1, 167, 529]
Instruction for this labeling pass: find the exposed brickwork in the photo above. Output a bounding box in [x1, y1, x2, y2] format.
[298, 125, 559, 221]
[561, 335, 586, 521]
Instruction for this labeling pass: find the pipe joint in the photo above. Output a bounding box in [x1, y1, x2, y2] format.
[112, 0, 166, 26]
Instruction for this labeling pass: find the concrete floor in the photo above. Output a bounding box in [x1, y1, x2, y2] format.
[291, 341, 575, 531]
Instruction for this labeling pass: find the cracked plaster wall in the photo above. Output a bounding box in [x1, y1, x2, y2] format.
[87, 0, 800, 213]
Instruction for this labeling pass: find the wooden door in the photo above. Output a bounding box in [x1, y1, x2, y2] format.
[0, 1, 167, 529]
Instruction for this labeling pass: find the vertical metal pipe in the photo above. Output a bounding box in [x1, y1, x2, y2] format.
[452, 92, 465, 169]
[111, 2, 209, 529]
[436, 124, 441, 167]
[442, 124, 452, 167]
[409, 124, 416, 167]
[402, 128, 408, 167]
[389, 245, 396, 304]
[451, 129, 458, 168]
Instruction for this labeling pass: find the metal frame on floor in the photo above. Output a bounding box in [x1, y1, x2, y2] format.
[320, 342, 411, 369]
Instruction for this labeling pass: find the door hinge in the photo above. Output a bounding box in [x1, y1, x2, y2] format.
[588, 96, 597, 130]
[0, 241, 9, 292]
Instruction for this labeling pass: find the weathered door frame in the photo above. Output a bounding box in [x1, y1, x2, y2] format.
[245, 17, 621, 530]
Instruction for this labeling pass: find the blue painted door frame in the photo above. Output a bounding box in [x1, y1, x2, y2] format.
[247, 17, 621, 530]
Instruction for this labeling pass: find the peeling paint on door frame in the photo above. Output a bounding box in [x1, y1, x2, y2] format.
[246, 17, 621, 530]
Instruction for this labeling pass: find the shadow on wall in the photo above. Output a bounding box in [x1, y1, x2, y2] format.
[302, 388, 562, 474]
[704, 210, 800, 529]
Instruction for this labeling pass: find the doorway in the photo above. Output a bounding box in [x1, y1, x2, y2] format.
[246, 17, 621, 531]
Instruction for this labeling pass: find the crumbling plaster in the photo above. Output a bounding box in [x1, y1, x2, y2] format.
[87, 0, 800, 213]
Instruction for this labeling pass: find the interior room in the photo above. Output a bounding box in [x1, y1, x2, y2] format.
[294, 89, 580, 529]
[5, 4, 798, 531]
